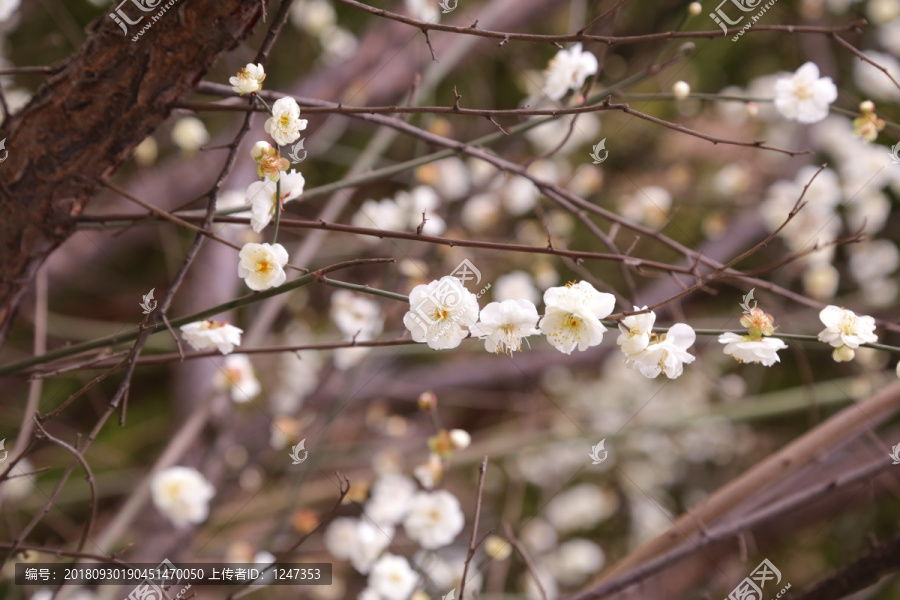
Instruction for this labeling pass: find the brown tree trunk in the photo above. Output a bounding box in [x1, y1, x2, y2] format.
[0, 0, 268, 345]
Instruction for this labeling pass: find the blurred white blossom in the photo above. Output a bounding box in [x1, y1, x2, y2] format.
[774, 62, 837, 123]
[368, 554, 418, 600]
[403, 490, 465, 549]
[150, 466, 215, 528]
[171, 117, 209, 154]
[542, 43, 598, 100]
[215, 354, 260, 402]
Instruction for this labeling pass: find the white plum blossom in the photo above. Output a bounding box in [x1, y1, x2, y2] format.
[324, 517, 360, 561]
[403, 490, 465, 549]
[545, 484, 619, 533]
[215, 354, 261, 402]
[180, 320, 243, 355]
[542, 43, 599, 100]
[718, 333, 788, 366]
[230, 63, 266, 95]
[264, 97, 308, 146]
[550, 538, 606, 586]
[238, 242, 289, 291]
[774, 62, 838, 123]
[358, 589, 381, 600]
[368, 554, 418, 600]
[352, 187, 445, 239]
[616, 307, 655, 356]
[539, 281, 616, 354]
[290, 0, 336, 35]
[817, 305, 878, 362]
[331, 290, 384, 339]
[247, 170, 305, 232]
[352, 521, 396, 574]
[150, 466, 215, 528]
[403, 277, 479, 350]
[171, 117, 210, 154]
[473, 299, 541, 354]
[365, 474, 417, 527]
[625, 323, 696, 380]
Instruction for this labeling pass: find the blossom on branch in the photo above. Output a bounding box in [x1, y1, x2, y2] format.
[230, 63, 266, 95]
[539, 281, 615, 355]
[817, 305, 878, 362]
[473, 299, 541, 354]
[542, 43, 598, 101]
[624, 323, 696, 379]
[238, 242, 289, 291]
[774, 62, 837, 124]
[247, 170, 305, 232]
[718, 307, 787, 367]
[264, 97, 307, 146]
[403, 276, 479, 350]
[180, 320, 243, 355]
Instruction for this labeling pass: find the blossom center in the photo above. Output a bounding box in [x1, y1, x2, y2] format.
[256, 260, 272, 274]
[794, 79, 812, 99]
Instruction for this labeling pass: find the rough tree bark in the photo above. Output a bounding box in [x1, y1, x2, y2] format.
[0, 0, 268, 345]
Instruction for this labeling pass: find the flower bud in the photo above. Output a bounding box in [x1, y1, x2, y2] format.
[672, 81, 691, 100]
[832, 345, 856, 362]
[449, 429, 471, 450]
[418, 390, 437, 412]
[251, 140, 274, 162]
[688, 2, 702, 15]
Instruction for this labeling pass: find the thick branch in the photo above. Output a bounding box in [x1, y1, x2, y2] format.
[0, 0, 268, 343]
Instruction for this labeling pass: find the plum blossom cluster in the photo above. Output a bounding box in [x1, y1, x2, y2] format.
[402, 278, 700, 380]
[324, 472, 467, 599]
[402, 274, 886, 375]
[228, 63, 310, 291]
